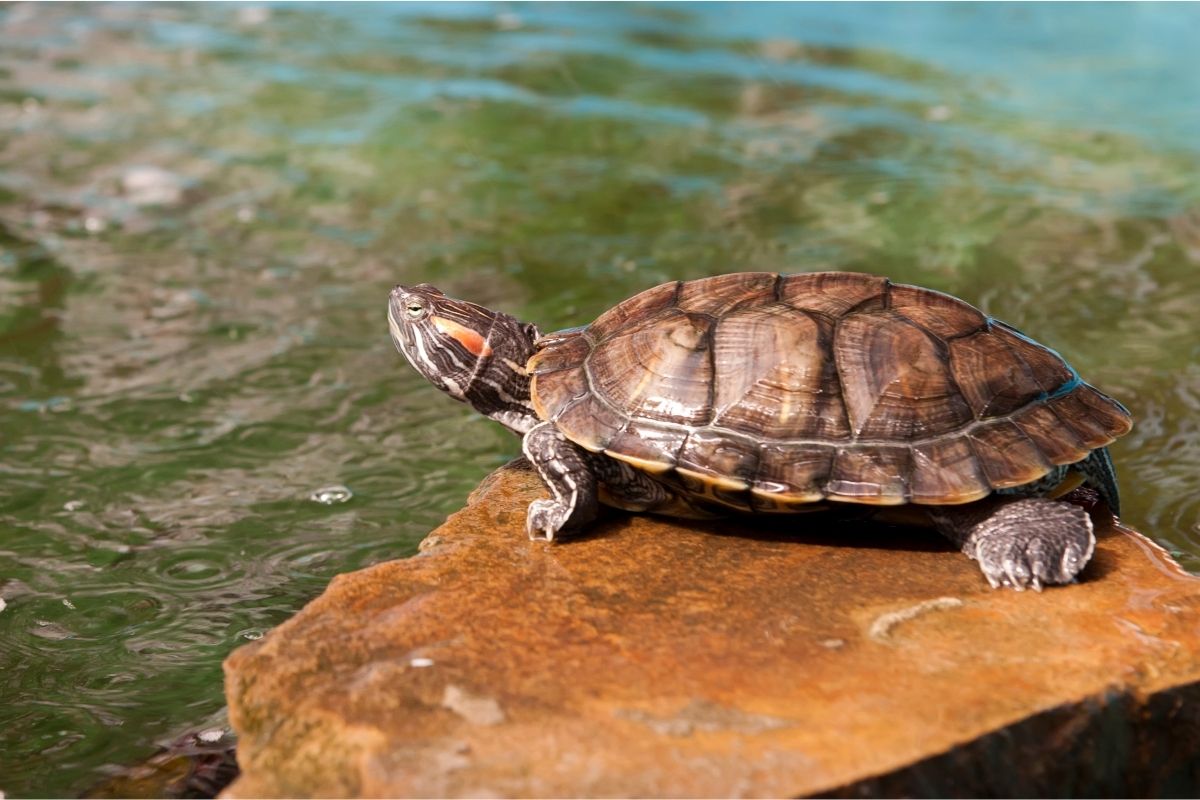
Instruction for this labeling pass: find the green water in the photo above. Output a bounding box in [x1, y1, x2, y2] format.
[1, 3, 1198, 796]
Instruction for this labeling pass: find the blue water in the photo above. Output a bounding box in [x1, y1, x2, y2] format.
[365, 2, 1200, 150]
[698, 3, 1200, 145]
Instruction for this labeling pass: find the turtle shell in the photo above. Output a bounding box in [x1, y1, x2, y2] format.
[526, 272, 1132, 511]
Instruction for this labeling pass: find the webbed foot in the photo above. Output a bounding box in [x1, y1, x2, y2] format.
[930, 497, 1095, 591]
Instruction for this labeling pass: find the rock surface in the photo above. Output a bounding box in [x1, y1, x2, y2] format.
[223, 462, 1200, 798]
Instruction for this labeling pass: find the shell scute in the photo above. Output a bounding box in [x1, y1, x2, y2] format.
[909, 438, 990, 504]
[711, 304, 850, 440]
[553, 394, 626, 453]
[1045, 386, 1132, 449]
[676, 272, 778, 316]
[835, 310, 973, 439]
[603, 420, 687, 473]
[530, 366, 588, 422]
[889, 283, 988, 339]
[1011, 403, 1091, 465]
[588, 280, 679, 341]
[587, 309, 714, 426]
[991, 322, 1075, 393]
[779, 272, 888, 317]
[968, 419, 1051, 489]
[826, 445, 910, 504]
[528, 331, 592, 375]
[753, 442, 835, 504]
[948, 327, 1045, 419]
[677, 429, 759, 490]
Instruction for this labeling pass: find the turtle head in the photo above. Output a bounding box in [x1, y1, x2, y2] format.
[388, 284, 543, 434]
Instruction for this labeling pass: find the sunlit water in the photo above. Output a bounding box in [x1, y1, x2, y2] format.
[1, 3, 1198, 796]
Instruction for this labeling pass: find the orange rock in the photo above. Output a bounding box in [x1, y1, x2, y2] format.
[223, 462, 1200, 798]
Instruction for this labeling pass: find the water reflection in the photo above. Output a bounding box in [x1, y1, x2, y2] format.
[0, 2, 1198, 796]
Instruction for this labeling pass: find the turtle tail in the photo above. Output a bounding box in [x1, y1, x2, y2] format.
[1081, 447, 1120, 516]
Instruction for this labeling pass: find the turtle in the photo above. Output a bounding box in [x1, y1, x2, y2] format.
[387, 272, 1132, 590]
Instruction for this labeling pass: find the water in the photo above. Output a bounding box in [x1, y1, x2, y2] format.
[1, 2, 1198, 796]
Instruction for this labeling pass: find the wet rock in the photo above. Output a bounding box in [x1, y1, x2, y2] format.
[223, 462, 1200, 798]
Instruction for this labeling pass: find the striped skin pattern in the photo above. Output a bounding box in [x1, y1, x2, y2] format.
[389, 284, 543, 435]
[528, 272, 1131, 516]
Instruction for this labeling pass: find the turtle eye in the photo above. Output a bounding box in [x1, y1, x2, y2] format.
[405, 301, 425, 318]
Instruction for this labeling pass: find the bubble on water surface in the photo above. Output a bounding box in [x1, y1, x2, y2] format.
[239, 629, 264, 641]
[122, 166, 188, 207]
[309, 485, 353, 505]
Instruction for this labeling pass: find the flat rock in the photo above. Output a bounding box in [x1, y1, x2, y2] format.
[223, 462, 1200, 798]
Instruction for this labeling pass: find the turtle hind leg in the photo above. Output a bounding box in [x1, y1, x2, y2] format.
[522, 421, 599, 541]
[927, 497, 1095, 591]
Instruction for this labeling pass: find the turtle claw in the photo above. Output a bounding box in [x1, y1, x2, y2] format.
[1061, 543, 1087, 581]
[1027, 559, 1046, 592]
[1001, 556, 1031, 591]
[526, 499, 567, 542]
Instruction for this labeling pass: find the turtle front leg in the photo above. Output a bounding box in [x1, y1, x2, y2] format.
[521, 421, 599, 541]
[927, 496, 1095, 591]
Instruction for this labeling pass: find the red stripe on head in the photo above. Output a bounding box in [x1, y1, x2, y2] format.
[432, 315, 493, 358]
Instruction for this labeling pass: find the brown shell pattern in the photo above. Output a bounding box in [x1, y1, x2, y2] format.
[528, 272, 1132, 508]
